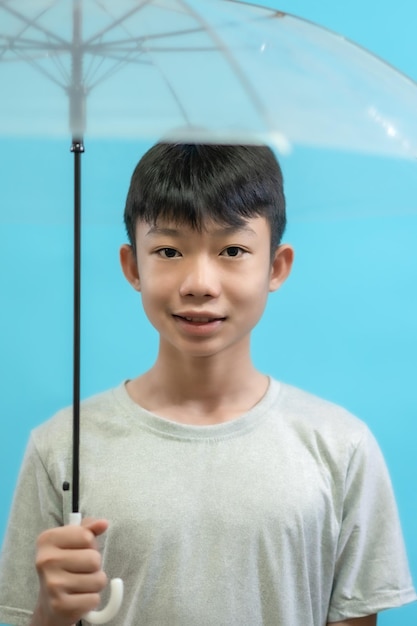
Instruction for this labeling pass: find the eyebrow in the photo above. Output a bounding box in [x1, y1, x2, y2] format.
[145, 224, 257, 238]
[145, 226, 182, 237]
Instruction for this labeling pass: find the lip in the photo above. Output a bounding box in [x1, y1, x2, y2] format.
[172, 313, 226, 336]
[174, 311, 226, 323]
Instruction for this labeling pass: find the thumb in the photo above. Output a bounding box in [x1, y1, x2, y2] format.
[81, 516, 109, 537]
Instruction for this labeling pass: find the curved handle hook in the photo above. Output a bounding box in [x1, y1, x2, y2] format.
[69, 512, 124, 624]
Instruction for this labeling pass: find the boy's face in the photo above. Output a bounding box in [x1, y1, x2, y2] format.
[120, 216, 293, 361]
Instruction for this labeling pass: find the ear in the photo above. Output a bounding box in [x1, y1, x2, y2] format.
[269, 244, 294, 292]
[120, 244, 141, 292]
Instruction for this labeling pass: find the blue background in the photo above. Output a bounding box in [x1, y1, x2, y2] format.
[1, 1, 416, 624]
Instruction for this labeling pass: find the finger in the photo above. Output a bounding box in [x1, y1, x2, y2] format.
[55, 570, 109, 594]
[82, 518, 109, 538]
[38, 525, 99, 550]
[58, 548, 104, 574]
[47, 590, 104, 624]
[36, 547, 103, 581]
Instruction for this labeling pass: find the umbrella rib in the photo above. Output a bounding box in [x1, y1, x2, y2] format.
[145, 57, 191, 125]
[83, 36, 107, 85]
[85, 26, 226, 47]
[12, 47, 66, 90]
[0, 2, 69, 47]
[79, 3, 219, 93]
[176, 0, 275, 134]
[0, 2, 71, 87]
[0, 36, 76, 72]
[86, 53, 136, 90]
[86, 38, 228, 51]
[48, 45, 71, 84]
[80, 3, 190, 123]
[0, 9, 46, 61]
[82, 0, 151, 47]
[63, 0, 267, 94]
[83, 41, 149, 89]
[84, 0, 223, 49]
[0, 36, 69, 52]
[67, 0, 151, 91]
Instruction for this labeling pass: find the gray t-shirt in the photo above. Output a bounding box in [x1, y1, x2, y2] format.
[0, 378, 415, 625]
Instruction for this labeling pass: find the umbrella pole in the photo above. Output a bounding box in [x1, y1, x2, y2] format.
[71, 138, 84, 516]
[71, 137, 84, 626]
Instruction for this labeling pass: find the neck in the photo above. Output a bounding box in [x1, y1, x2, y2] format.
[126, 341, 268, 424]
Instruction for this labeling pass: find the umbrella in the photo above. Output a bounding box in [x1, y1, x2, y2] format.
[1, 0, 417, 154]
[1, 0, 417, 623]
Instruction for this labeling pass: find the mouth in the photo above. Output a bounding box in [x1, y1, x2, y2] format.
[173, 314, 226, 324]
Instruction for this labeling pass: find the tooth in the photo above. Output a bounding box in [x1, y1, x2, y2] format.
[185, 317, 212, 322]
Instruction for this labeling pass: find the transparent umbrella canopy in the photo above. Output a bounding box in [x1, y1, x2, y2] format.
[1, 0, 417, 157]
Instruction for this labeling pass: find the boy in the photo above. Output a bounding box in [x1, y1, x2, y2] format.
[0, 143, 415, 626]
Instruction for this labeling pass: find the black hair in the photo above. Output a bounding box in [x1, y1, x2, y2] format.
[124, 142, 286, 254]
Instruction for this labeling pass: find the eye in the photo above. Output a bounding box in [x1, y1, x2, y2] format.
[221, 246, 245, 257]
[157, 247, 180, 258]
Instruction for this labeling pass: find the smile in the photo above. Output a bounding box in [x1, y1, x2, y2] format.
[183, 316, 219, 323]
[173, 314, 226, 333]
[174, 315, 225, 323]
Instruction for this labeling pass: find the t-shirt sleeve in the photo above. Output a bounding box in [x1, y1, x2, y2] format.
[327, 426, 416, 621]
[0, 433, 64, 626]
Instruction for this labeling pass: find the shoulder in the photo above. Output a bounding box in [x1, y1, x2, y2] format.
[269, 378, 377, 465]
[30, 383, 127, 454]
[266, 380, 397, 513]
[273, 379, 367, 431]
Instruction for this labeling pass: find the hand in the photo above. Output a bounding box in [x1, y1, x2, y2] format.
[31, 518, 109, 626]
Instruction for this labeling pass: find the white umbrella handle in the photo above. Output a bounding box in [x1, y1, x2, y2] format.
[69, 512, 124, 624]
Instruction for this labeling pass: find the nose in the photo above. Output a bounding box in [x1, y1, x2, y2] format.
[179, 255, 221, 298]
